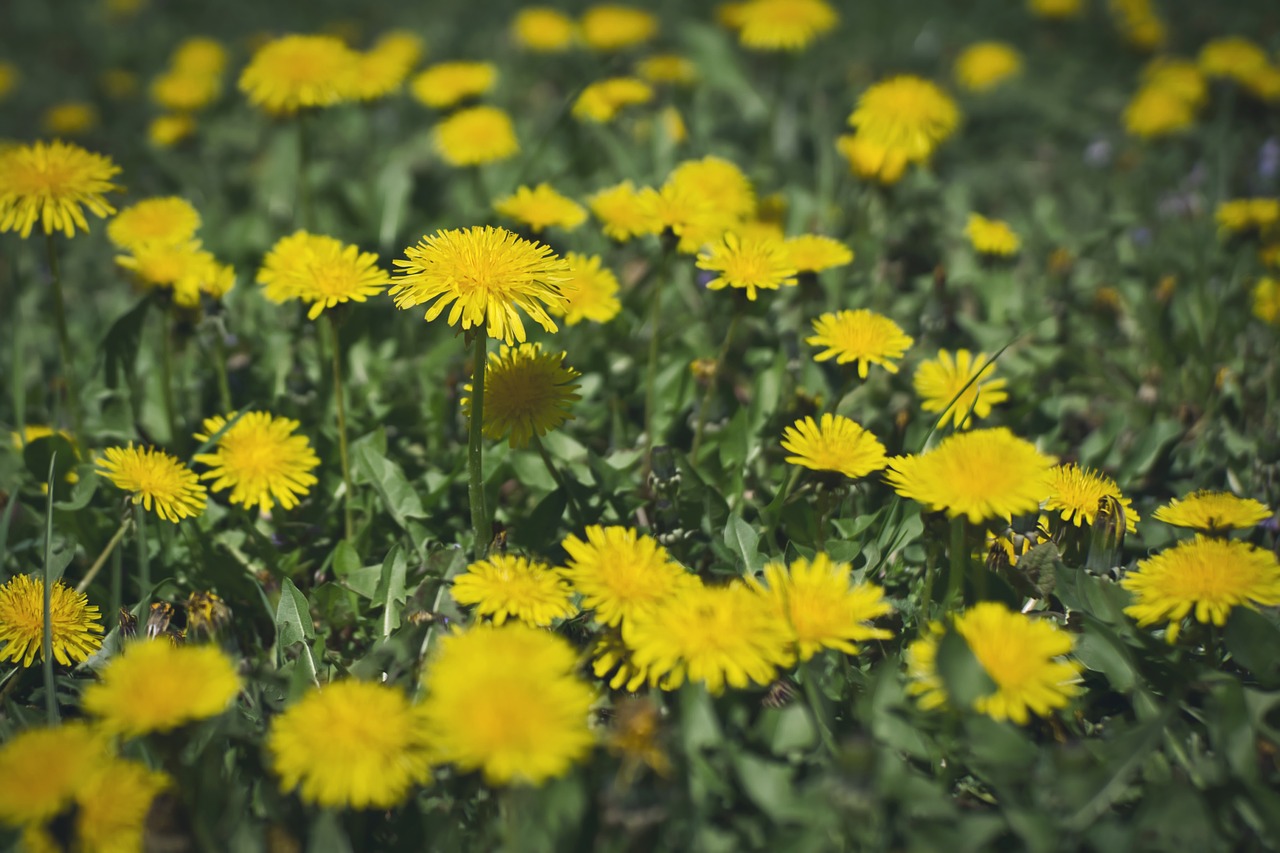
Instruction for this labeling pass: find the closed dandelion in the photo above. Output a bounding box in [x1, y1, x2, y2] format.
[1152, 490, 1272, 533]
[0, 140, 121, 239]
[913, 348, 1009, 430]
[807, 309, 914, 378]
[0, 574, 103, 667]
[559, 526, 700, 627]
[452, 554, 577, 626]
[780, 413, 888, 480]
[697, 232, 798, 301]
[95, 444, 207, 523]
[461, 344, 581, 448]
[257, 230, 391, 319]
[192, 411, 320, 512]
[494, 183, 587, 233]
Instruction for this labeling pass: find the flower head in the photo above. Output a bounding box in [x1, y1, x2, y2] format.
[82, 639, 241, 736]
[965, 213, 1020, 256]
[116, 239, 235, 308]
[238, 34, 358, 114]
[149, 114, 196, 148]
[43, 102, 98, 136]
[1044, 464, 1138, 533]
[1198, 36, 1269, 83]
[410, 61, 497, 109]
[913, 348, 1008, 430]
[807, 309, 914, 378]
[588, 180, 662, 241]
[747, 553, 893, 661]
[1254, 277, 1280, 326]
[150, 69, 222, 111]
[637, 54, 698, 85]
[268, 680, 433, 808]
[433, 105, 520, 167]
[351, 33, 423, 100]
[1124, 85, 1195, 138]
[173, 37, 228, 76]
[193, 411, 320, 512]
[836, 133, 910, 184]
[885, 428, 1058, 523]
[0, 574, 103, 667]
[954, 42, 1023, 92]
[1216, 198, 1279, 236]
[107, 196, 201, 250]
[95, 444, 207, 523]
[734, 0, 839, 51]
[513, 7, 578, 52]
[452, 554, 577, 626]
[551, 253, 622, 325]
[420, 623, 596, 785]
[1142, 57, 1208, 108]
[462, 344, 581, 448]
[0, 723, 108, 827]
[559, 526, 699, 627]
[257, 230, 390, 320]
[494, 183, 587, 233]
[390, 225, 569, 344]
[1028, 0, 1082, 17]
[848, 75, 960, 162]
[697, 232, 798, 301]
[0, 140, 121, 238]
[783, 234, 853, 273]
[780, 413, 888, 479]
[580, 5, 658, 51]
[21, 758, 170, 853]
[1151, 490, 1272, 533]
[573, 77, 654, 123]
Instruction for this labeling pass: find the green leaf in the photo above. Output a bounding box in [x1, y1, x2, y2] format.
[101, 296, 152, 390]
[374, 545, 408, 637]
[23, 435, 77, 488]
[1072, 620, 1137, 692]
[275, 578, 315, 650]
[331, 539, 361, 579]
[732, 753, 807, 824]
[724, 515, 763, 576]
[1225, 607, 1280, 687]
[352, 434, 427, 530]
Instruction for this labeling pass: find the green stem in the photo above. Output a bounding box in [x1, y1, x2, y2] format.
[135, 503, 150, 607]
[800, 659, 837, 756]
[42, 454, 59, 725]
[691, 309, 741, 462]
[160, 308, 179, 446]
[76, 517, 132, 594]
[327, 315, 354, 542]
[921, 555, 936, 621]
[532, 433, 588, 530]
[641, 247, 673, 482]
[212, 329, 233, 413]
[944, 516, 967, 610]
[468, 334, 492, 558]
[296, 111, 312, 230]
[45, 235, 81, 439]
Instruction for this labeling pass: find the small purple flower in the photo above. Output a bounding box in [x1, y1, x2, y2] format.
[1258, 138, 1279, 181]
[1129, 226, 1153, 247]
[696, 269, 716, 289]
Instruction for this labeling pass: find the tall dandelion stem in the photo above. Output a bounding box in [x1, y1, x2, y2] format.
[43, 454, 60, 725]
[533, 433, 587, 530]
[327, 314, 355, 542]
[45, 235, 81, 439]
[692, 309, 741, 461]
[135, 502, 150, 607]
[945, 516, 968, 609]
[160, 309, 179, 445]
[468, 333, 492, 557]
[642, 248, 672, 480]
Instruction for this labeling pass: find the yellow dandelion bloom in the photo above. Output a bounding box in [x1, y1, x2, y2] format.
[904, 622, 949, 711]
[954, 41, 1023, 92]
[573, 76, 654, 123]
[697, 232, 798, 301]
[885, 428, 1058, 523]
[256, 230, 391, 319]
[390, 225, 569, 344]
[1244, 64, 1280, 103]
[452, 553, 577, 626]
[24, 761, 169, 852]
[192, 411, 320, 512]
[420, 623, 597, 785]
[462, 344, 582, 448]
[1044, 464, 1139, 534]
[1215, 198, 1279, 235]
[780, 413, 888, 479]
[150, 69, 221, 112]
[1198, 36, 1269, 83]
[734, 0, 839, 51]
[115, 239, 233, 307]
[238, 34, 359, 114]
[494, 183, 587, 233]
[149, 114, 196, 148]
[588, 180, 662, 241]
[1123, 536, 1280, 643]
[1028, 0, 1082, 18]
[593, 629, 666, 692]
[83, 639, 241, 736]
[559, 526, 699, 627]
[0, 723, 108, 827]
[1254, 277, 1280, 326]
[350, 31, 423, 100]
[623, 583, 793, 695]
[667, 155, 756, 223]
[107, 196, 201, 250]
[268, 679, 432, 808]
[0, 574, 103, 668]
[173, 37, 228, 76]
[513, 7, 578, 52]
[95, 444, 206, 523]
[807, 309, 914, 378]
[913, 348, 1009, 430]
[848, 75, 960, 163]
[409, 61, 497, 109]
[433, 105, 519, 167]
[836, 133, 910, 185]
[637, 54, 698, 85]
[1152, 490, 1272, 533]
[1123, 84, 1195, 138]
[0, 140, 121, 239]
[42, 102, 98, 137]
[748, 553, 893, 661]
[1109, 0, 1167, 52]
[580, 5, 658, 51]
[965, 213, 1020, 256]
[552, 252, 622, 325]
[1142, 56, 1208, 108]
[783, 234, 853, 273]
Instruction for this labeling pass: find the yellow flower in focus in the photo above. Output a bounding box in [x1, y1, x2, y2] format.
[433, 105, 519, 166]
[836, 133, 909, 185]
[807, 309, 914, 378]
[42, 102, 98, 137]
[0, 140, 121, 239]
[588, 180, 662, 241]
[193, 412, 320, 512]
[238, 34, 359, 114]
[560, 526, 698, 627]
[257, 230, 391, 319]
[1044, 464, 1138, 533]
[734, 0, 839, 52]
[268, 680, 433, 808]
[149, 114, 196, 147]
[1123, 84, 1195, 138]
[784, 234, 853, 273]
[391, 225, 568, 344]
[173, 37, 229, 76]
[848, 75, 960, 162]
[1198, 36, 1269, 83]
[780, 413, 889, 480]
[462, 343, 582, 448]
[409, 61, 497, 109]
[637, 54, 698, 85]
[1142, 56, 1208, 108]
[513, 7, 578, 52]
[953, 41, 1023, 92]
[116, 239, 233, 307]
[1151, 490, 1272, 533]
[580, 4, 658, 51]
[150, 69, 221, 111]
[697, 232, 798, 301]
[83, 640, 241, 736]
[0, 574, 103, 667]
[1027, 0, 1083, 18]
[1254, 277, 1280, 326]
[95, 444, 206, 523]
[107, 196, 201, 250]
[420, 623, 597, 785]
[452, 554, 577, 626]
[0, 723, 108, 827]
[553, 252, 622, 325]
[494, 183, 587, 233]
[748, 554, 893, 661]
[573, 76, 654, 123]
[913, 348, 1009, 430]
[886, 428, 1058, 523]
[965, 213, 1020, 256]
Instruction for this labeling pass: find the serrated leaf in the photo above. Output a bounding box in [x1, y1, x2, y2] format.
[374, 545, 408, 637]
[352, 437, 426, 530]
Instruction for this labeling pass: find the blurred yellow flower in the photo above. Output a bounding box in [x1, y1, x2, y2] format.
[637, 54, 698, 85]
[42, 102, 98, 136]
[849, 75, 960, 162]
[784, 234, 853, 273]
[100, 68, 139, 99]
[836, 133, 909, 184]
[116, 239, 234, 307]
[493, 183, 587, 233]
[1123, 84, 1195, 138]
[965, 212, 1020, 256]
[433, 105, 519, 166]
[1109, 0, 1166, 52]
[150, 69, 221, 111]
[513, 7, 578, 52]
[1027, 0, 1083, 18]
[1198, 36, 1269, 83]
[1142, 56, 1207, 108]
[238, 34, 359, 114]
[107, 196, 201, 250]
[553, 252, 622, 325]
[1254, 277, 1280, 326]
[22, 759, 169, 853]
[0, 140, 120, 238]
[172, 37, 229, 76]
[734, 0, 839, 51]
[462, 343, 582, 448]
[573, 76, 654, 123]
[149, 114, 196, 147]
[580, 4, 658, 51]
[588, 180, 662, 241]
[807, 308, 914, 378]
[1215, 198, 1278, 236]
[409, 61, 497, 109]
[953, 41, 1023, 92]
[0, 723, 108, 827]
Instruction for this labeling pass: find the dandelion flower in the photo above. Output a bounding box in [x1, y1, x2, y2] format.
[1123, 536, 1280, 643]
[513, 7, 577, 52]
[433, 105, 519, 167]
[107, 196, 201, 250]
[588, 180, 662, 241]
[238, 34, 358, 114]
[552, 252, 622, 325]
[24, 758, 169, 853]
[150, 69, 221, 112]
[783, 234, 853, 273]
[115, 239, 232, 308]
[848, 75, 960, 162]
[637, 54, 698, 85]
[268, 680, 433, 808]
[1028, 0, 1082, 17]
[697, 232, 798, 301]
[1216, 198, 1279, 236]
[420, 623, 596, 785]
[494, 183, 587, 233]
[913, 348, 1009, 430]
[748, 554, 893, 661]
[885, 428, 1058, 523]
[559, 526, 698, 627]
[573, 77, 654, 123]
[409, 61, 497, 109]
[1254, 277, 1280, 326]
[193, 411, 320, 512]
[0, 723, 108, 827]
[1142, 57, 1208, 108]
[149, 114, 196, 148]
[173, 37, 229, 76]
[1151, 490, 1272, 533]
[82, 639, 241, 736]
[734, 0, 838, 51]
[1198, 36, 1269, 83]
[1109, 0, 1167, 52]
[452, 554, 577, 626]
[592, 630, 665, 692]
[462, 344, 581, 448]
[42, 102, 98, 136]
[257, 230, 391, 320]
[807, 309, 914, 378]
[953, 42, 1023, 92]
[654, 167, 752, 253]
[390, 225, 569, 344]
[580, 5, 658, 51]
[666, 155, 756, 224]
[0, 140, 121, 239]
[780, 413, 888, 479]
[1123, 85, 1195, 138]
[95, 444, 207, 523]
[836, 133, 910, 185]
[965, 213, 1020, 256]
[0, 574, 103, 668]
[623, 583, 793, 695]
[1044, 464, 1138, 533]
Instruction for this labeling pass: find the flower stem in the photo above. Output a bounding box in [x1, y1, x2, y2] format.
[691, 308, 742, 462]
[212, 329, 233, 413]
[641, 247, 672, 482]
[42, 453, 60, 725]
[468, 334, 492, 558]
[327, 314, 355, 542]
[76, 516, 133, 594]
[532, 433, 588, 530]
[135, 502, 150, 607]
[160, 308, 179, 446]
[944, 516, 967, 610]
[44, 234, 81, 439]
[296, 111, 312, 230]
[800, 659, 837, 756]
